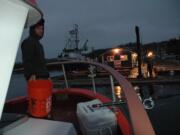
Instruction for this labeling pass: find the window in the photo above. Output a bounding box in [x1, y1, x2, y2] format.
[107, 56, 114, 62]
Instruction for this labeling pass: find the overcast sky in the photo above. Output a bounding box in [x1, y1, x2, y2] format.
[16, 0, 180, 62]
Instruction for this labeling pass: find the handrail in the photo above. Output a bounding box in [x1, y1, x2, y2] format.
[61, 64, 69, 88]
[51, 60, 155, 135]
[109, 75, 116, 102]
[88, 65, 97, 95]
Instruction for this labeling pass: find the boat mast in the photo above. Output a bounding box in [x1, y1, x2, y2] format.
[60, 24, 88, 58]
[66, 24, 80, 52]
[74, 24, 79, 51]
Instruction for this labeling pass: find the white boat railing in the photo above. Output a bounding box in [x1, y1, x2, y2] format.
[109, 75, 116, 102]
[60, 63, 117, 101]
[87, 65, 97, 95]
[61, 64, 69, 88]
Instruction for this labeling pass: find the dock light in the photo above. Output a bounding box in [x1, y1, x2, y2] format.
[132, 53, 138, 59]
[146, 51, 155, 78]
[113, 48, 120, 54]
[147, 51, 154, 59]
[115, 86, 122, 100]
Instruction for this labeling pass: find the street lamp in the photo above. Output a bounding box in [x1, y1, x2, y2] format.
[132, 53, 138, 67]
[146, 51, 154, 59]
[132, 53, 138, 59]
[146, 51, 155, 78]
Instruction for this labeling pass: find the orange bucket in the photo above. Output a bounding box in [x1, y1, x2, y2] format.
[28, 80, 53, 118]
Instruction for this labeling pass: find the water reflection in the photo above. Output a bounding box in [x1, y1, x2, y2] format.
[7, 71, 62, 100]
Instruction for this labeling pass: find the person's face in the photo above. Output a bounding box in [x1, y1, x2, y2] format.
[34, 25, 44, 38]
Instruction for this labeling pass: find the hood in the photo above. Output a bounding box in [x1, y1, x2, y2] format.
[29, 18, 44, 40]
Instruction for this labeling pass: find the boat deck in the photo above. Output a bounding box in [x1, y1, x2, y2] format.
[52, 95, 90, 135]
[3, 92, 180, 135]
[3, 95, 89, 135]
[3, 94, 122, 135]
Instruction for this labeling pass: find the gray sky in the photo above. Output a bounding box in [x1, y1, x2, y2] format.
[16, 0, 180, 62]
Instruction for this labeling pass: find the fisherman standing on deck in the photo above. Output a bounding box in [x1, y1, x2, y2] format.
[21, 18, 50, 81]
[21, 18, 52, 118]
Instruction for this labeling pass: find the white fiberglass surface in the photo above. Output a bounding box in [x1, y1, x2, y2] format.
[0, 0, 28, 119]
[9, 0, 42, 27]
[4, 118, 77, 135]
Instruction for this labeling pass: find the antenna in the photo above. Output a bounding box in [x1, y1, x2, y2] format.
[74, 24, 79, 50]
[67, 24, 80, 51]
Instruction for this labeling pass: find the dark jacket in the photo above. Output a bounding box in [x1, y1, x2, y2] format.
[21, 36, 49, 80]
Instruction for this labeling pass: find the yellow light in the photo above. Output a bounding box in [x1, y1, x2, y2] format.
[132, 53, 137, 59]
[147, 51, 154, 58]
[113, 48, 120, 54]
[115, 86, 122, 99]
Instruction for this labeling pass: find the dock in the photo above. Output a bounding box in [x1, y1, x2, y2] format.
[52, 77, 180, 87]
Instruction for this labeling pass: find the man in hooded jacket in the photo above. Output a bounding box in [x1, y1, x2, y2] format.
[21, 18, 50, 81]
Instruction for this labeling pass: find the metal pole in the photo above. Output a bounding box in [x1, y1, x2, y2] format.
[88, 65, 97, 95]
[135, 26, 143, 78]
[92, 77, 96, 95]
[61, 64, 69, 88]
[75, 24, 79, 50]
[110, 75, 116, 102]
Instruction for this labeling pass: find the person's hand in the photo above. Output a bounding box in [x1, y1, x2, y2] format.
[29, 75, 36, 82]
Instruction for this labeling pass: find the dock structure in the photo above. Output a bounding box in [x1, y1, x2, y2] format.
[52, 77, 180, 87]
[154, 65, 180, 72]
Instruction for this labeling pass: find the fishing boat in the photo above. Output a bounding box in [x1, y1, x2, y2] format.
[1, 0, 180, 135]
[58, 24, 88, 61]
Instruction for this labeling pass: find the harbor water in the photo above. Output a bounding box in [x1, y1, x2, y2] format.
[7, 72, 113, 100]
[6, 71, 62, 100]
